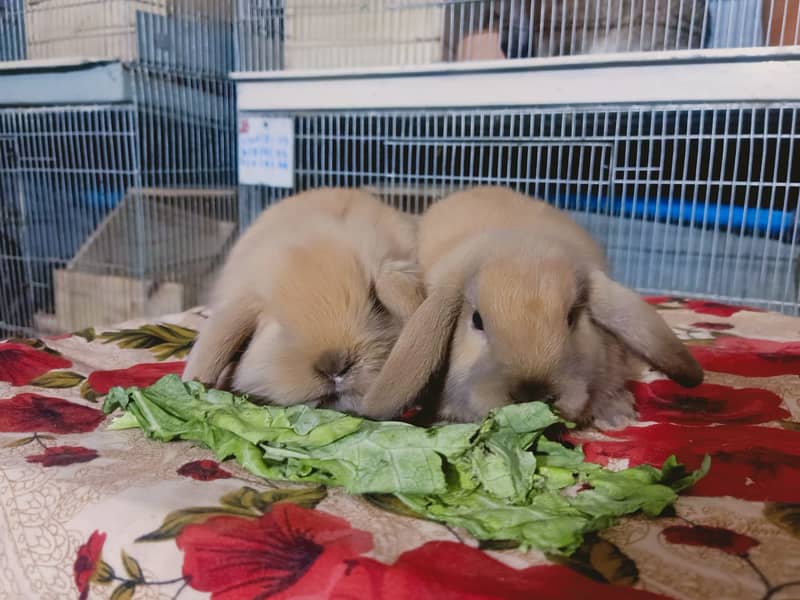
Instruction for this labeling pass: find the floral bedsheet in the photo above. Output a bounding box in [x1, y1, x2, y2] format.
[1, 298, 799, 600]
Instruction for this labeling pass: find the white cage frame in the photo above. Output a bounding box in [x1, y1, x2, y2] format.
[232, 48, 800, 314]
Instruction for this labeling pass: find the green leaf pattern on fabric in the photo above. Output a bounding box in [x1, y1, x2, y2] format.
[99, 324, 197, 361]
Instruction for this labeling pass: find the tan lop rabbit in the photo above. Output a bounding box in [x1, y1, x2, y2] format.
[358, 186, 703, 427]
[183, 187, 425, 412]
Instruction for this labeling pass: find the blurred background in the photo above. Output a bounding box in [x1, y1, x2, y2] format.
[0, 0, 798, 338]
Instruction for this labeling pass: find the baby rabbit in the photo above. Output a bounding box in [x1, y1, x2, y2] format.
[183, 187, 425, 412]
[358, 186, 703, 427]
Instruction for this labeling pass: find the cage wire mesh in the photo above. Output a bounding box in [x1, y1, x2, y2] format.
[234, 0, 800, 71]
[0, 74, 238, 338]
[0, 0, 235, 75]
[1, 1, 799, 71]
[0, 106, 138, 337]
[0, 1, 238, 337]
[2, 0, 800, 335]
[238, 104, 800, 314]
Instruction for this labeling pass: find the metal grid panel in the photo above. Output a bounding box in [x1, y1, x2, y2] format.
[0, 67, 238, 337]
[0, 0, 235, 76]
[0, 105, 139, 337]
[240, 103, 800, 314]
[4, 1, 798, 72]
[130, 67, 238, 187]
[0, 0, 26, 60]
[0, 1, 240, 336]
[234, 0, 800, 72]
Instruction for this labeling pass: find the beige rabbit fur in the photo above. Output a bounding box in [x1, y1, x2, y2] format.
[358, 185, 703, 427]
[183, 187, 425, 412]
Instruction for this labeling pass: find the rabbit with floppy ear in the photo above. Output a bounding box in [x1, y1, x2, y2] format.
[183, 187, 425, 412]
[358, 185, 703, 428]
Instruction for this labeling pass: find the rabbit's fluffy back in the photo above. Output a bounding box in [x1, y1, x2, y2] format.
[184, 187, 421, 409]
[214, 188, 417, 305]
[418, 185, 606, 278]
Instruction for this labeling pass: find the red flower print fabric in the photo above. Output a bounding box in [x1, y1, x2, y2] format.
[578, 424, 800, 502]
[177, 460, 233, 481]
[73, 531, 106, 600]
[644, 296, 674, 305]
[0, 393, 104, 433]
[0, 342, 72, 386]
[630, 380, 790, 425]
[690, 322, 734, 331]
[177, 502, 373, 600]
[362, 541, 671, 600]
[661, 526, 759, 557]
[86, 361, 186, 395]
[684, 300, 763, 317]
[25, 445, 99, 467]
[690, 336, 800, 377]
[178, 504, 670, 600]
[4, 307, 800, 600]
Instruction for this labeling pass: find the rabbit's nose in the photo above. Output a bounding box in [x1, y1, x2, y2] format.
[314, 350, 353, 381]
[511, 379, 553, 404]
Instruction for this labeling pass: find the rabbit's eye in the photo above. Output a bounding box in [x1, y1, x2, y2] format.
[472, 311, 484, 331]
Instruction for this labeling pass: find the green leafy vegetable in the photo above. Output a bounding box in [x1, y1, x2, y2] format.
[103, 375, 709, 555]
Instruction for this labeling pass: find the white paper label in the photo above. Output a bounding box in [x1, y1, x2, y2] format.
[238, 116, 294, 188]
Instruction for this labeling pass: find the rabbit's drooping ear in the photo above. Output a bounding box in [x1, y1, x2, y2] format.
[374, 260, 426, 322]
[587, 271, 704, 388]
[360, 284, 463, 420]
[183, 300, 257, 387]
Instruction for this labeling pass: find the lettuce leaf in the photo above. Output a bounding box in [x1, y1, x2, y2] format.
[104, 375, 709, 555]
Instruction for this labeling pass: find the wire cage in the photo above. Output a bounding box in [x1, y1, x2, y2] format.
[234, 53, 800, 314]
[234, 0, 800, 71]
[235, 100, 800, 314]
[0, 1, 238, 337]
[0, 0, 235, 75]
[2, 0, 800, 338]
[230, 0, 800, 316]
[0, 71, 237, 337]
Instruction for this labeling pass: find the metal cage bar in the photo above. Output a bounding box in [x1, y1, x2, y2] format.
[231, 0, 800, 72]
[0, 2, 239, 336]
[3, 1, 799, 72]
[0, 65, 237, 336]
[0, 101, 239, 335]
[237, 102, 800, 314]
[1, 0, 236, 77]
